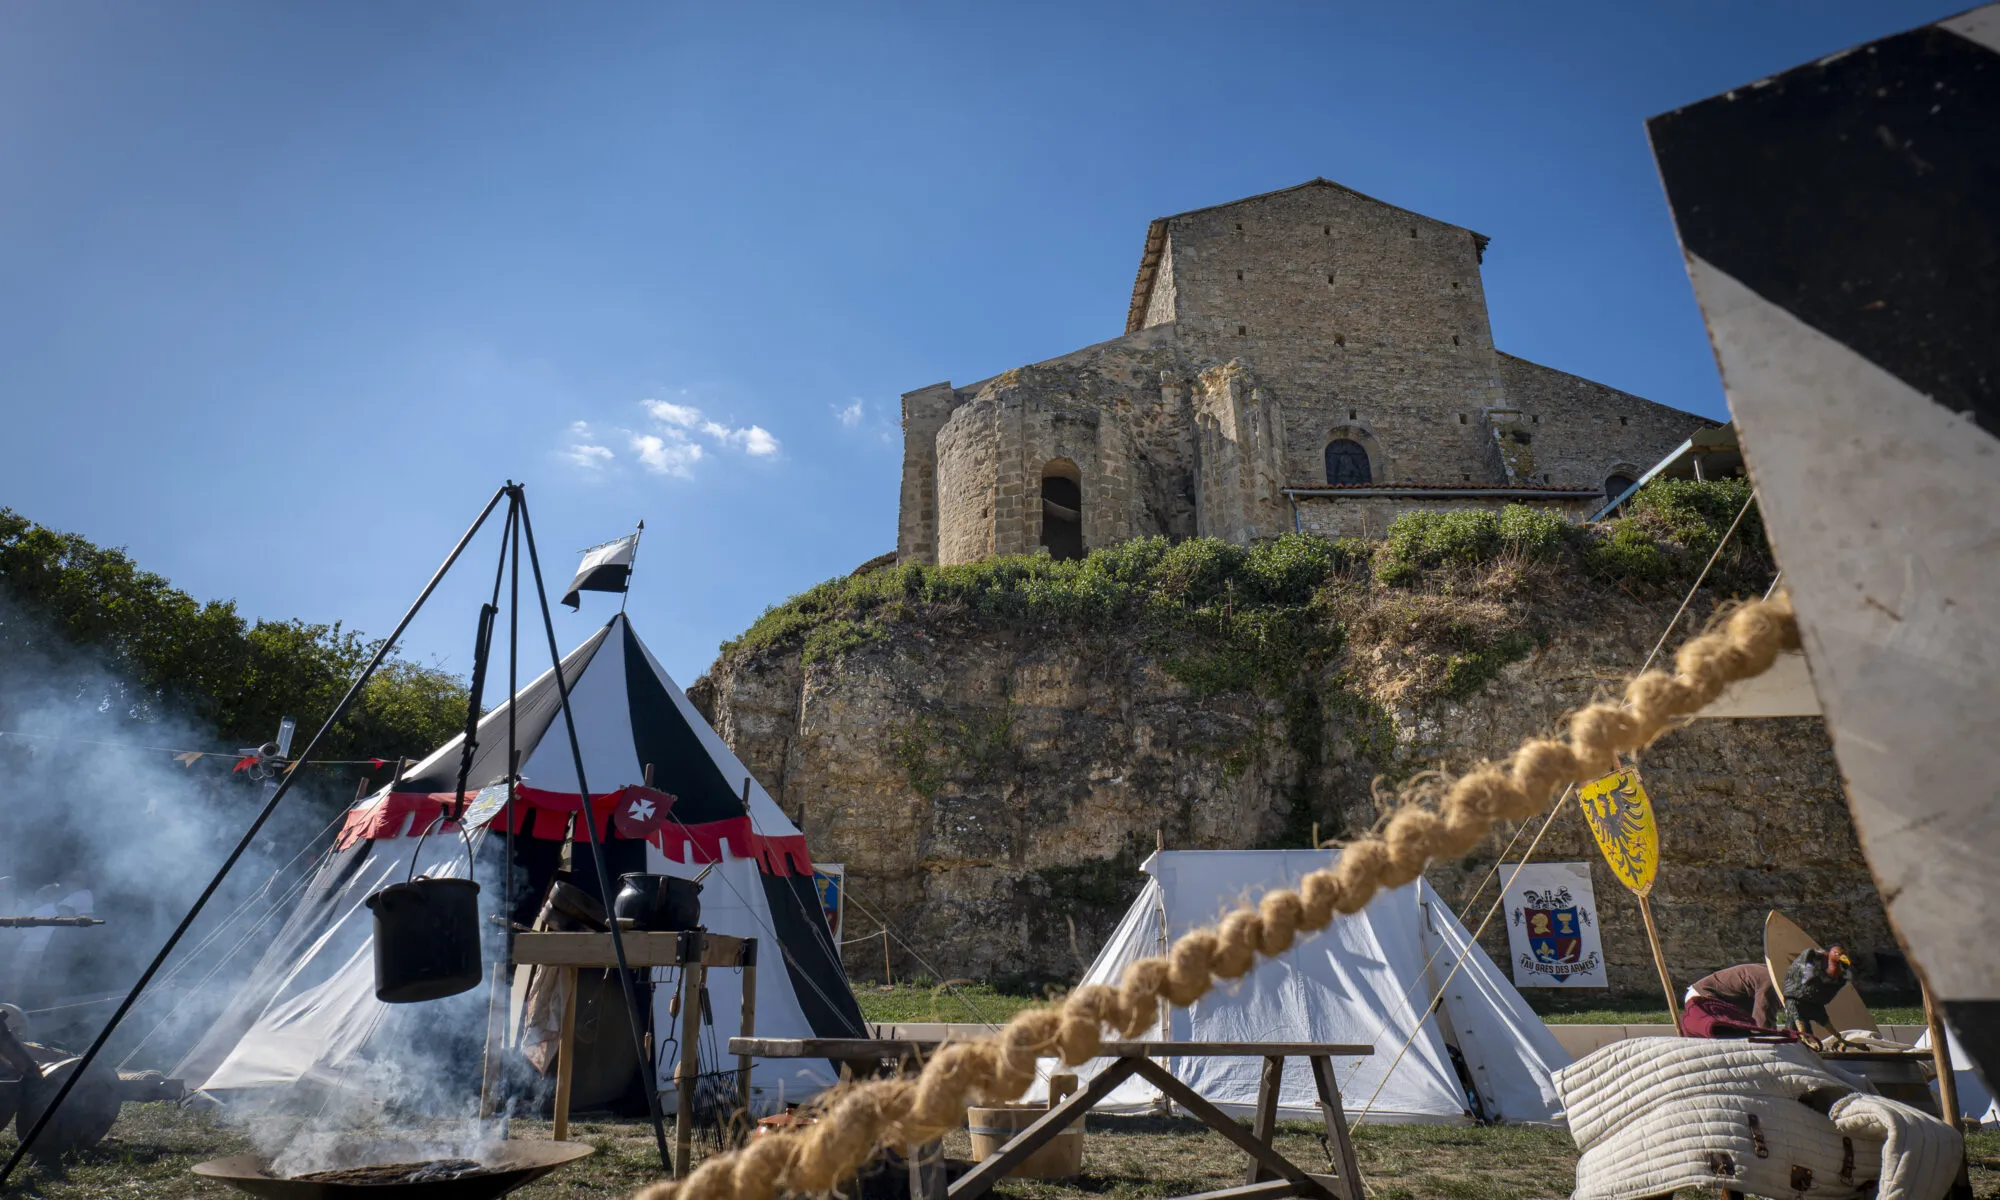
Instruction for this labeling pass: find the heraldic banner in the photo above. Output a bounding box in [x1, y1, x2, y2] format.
[1503, 861, 1607, 987]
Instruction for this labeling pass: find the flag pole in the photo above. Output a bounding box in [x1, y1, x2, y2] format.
[621, 520, 643, 613]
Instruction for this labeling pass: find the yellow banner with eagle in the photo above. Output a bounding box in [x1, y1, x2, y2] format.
[1577, 768, 1659, 897]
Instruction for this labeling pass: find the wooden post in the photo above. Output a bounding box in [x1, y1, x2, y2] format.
[1636, 894, 1683, 1036]
[552, 966, 579, 1140]
[675, 953, 706, 1176]
[736, 939, 758, 1141]
[1310, 822, 1319, 850]
[1923, 978, 1962, 1129]
[882, 927, 893, 986]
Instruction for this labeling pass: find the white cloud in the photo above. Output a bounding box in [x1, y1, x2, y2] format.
[835, 399, 864, 428]
[642, 399, 702, 428]
[562, 397, 779, 481]
[639, 397, 780, 459]
[565, 443, 614, 470]
[631, 432, 703, 478]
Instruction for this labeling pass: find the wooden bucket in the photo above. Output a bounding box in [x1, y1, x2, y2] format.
[965, 1075, 1083, 1180]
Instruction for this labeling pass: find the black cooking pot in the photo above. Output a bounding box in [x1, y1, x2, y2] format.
[364, 877, 482, 1003]
[612, 873, 701, 932]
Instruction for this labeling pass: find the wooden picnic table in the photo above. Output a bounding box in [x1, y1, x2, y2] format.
[730, 1037, 1373, 1200]
[513, 930, 757, 1178]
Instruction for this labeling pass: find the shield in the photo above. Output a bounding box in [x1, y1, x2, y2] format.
[1525, 906, 1584, 965]
[1577, 768, 1660, 896]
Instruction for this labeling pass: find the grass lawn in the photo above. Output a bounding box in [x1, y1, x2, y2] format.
[855, 983, 1933, 1031]
[853, 981, 1046, 1026]
[1523, 991, 1929, 1028]
[5, 1104, 1998, 1200]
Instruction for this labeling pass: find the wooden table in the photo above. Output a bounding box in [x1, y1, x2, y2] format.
[730, 1037, 1373, 1200]
[513, 930, 757, 1177]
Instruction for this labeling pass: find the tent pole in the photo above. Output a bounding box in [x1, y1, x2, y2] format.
[514, 484, 675, 1176]
[0, 483, 511, 1189]
[1637, 893, 1684, 1037]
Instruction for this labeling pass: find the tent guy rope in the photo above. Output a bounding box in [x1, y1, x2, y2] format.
[634, 591, 1802, 1200]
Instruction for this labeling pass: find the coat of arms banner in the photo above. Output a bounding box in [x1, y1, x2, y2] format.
[1503, 861, 1608, 987]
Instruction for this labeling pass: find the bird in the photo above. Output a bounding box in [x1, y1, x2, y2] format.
[1781, 943, 1854, 1047]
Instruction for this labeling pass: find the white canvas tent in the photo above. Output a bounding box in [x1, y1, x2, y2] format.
[174, 613, 864, 1111]
[1052, 850, 1570, 1125]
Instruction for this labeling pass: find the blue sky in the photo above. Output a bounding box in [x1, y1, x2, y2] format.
[1, 1, 1953, 689]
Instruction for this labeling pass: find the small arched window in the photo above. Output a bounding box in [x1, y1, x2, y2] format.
[1325, 439, 1371, 486]
[1604, 473, 1636, 502]
[1040, 464, 1083, 561]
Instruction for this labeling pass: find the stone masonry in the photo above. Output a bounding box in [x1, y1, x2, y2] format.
[899, 180, 1715, 564]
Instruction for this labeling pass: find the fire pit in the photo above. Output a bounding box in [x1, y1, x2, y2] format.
[192, 1141, 593, 1200]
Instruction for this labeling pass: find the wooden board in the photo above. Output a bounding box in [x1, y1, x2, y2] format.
[1764, 910, 1876, 1034]
[510, 930, 747, 969]
[729, 1037, 1373, 1060]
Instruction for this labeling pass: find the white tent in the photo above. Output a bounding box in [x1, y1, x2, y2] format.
[174, 613, 863, 1111]
[1052, 850, 1570, 1125]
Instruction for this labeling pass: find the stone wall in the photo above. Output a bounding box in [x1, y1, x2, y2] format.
[1495, 353, 1710, 492]
[1147, 182, 1512, 490]
[693, 577, 1892, 995]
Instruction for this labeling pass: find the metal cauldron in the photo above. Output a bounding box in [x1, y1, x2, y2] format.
[611, 873, 701, 931]
[364, 877, 482, 1003]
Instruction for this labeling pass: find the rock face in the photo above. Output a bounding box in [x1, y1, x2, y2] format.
[690, 568, 1890, 996]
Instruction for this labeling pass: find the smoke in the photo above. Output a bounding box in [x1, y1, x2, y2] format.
[0, 591, 336, 1067]
[0, 593, 569, 1173]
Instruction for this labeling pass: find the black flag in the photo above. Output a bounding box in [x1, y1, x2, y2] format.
[562, 533, 639, 610]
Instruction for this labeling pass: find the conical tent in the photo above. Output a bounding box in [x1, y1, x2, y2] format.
[1053, 850, 1570, 1125]
[174, 613, 864, 1108]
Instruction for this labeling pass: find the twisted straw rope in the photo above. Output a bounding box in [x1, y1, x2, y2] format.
[639, 594, 1800, 1200]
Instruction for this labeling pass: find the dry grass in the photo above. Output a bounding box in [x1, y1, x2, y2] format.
[3, 1104, 1997, 1200]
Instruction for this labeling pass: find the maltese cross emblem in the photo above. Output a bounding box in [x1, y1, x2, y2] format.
[611, 787, 674, 839]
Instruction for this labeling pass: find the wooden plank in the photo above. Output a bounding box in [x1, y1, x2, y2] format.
[727, 1037, 1373, 1060]
[675, 961, 705, 1177]
[1172, 1182, 1306, 1200]
[1309, 1056, 1363, 1200]
[1246, 1056, 1283, 1186]
[1131, 1058, 1334, 1200]
[511, 931, 744, 968]
[947, 1057, 1142, 1200]
[1303, 1174, 1352, 1200]
[552, 966, 578, 1142]
[736, 944, 757, 1140]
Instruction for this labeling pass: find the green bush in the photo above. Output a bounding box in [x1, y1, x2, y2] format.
[1374, 505, 1571, 584]
[1241, 533, 1337, 605]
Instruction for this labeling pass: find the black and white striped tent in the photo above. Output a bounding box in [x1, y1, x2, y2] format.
[175, 613, 864, 1108]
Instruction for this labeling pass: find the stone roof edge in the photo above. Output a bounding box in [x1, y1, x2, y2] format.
[1492, 349, 1724, 427]
[1124, 178, 1492, 334]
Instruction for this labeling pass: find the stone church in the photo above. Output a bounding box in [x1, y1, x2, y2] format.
[897, 179, 1715, 564]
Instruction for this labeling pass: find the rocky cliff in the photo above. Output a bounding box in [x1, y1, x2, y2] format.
[688, 484, 1893, 995]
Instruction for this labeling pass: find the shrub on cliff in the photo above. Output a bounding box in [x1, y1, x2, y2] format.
[1374, 504, 1572, 585]
[1582, 478, 1767, 592]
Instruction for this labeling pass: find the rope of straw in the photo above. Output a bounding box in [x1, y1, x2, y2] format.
[1349, 783, 1571, 1126]
[1334, 810, 1539, 1096]
[1349, 493, 1756, 1116]
[636, 593, 1799, 1200]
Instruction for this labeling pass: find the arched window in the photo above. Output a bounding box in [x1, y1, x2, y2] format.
[1604, 473, 1636, 502]
[1040, 464, 1083, 561]
[1325, 438, 1371, 486]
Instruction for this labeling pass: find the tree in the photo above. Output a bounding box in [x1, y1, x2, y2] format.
[0, 508, 469, 773]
